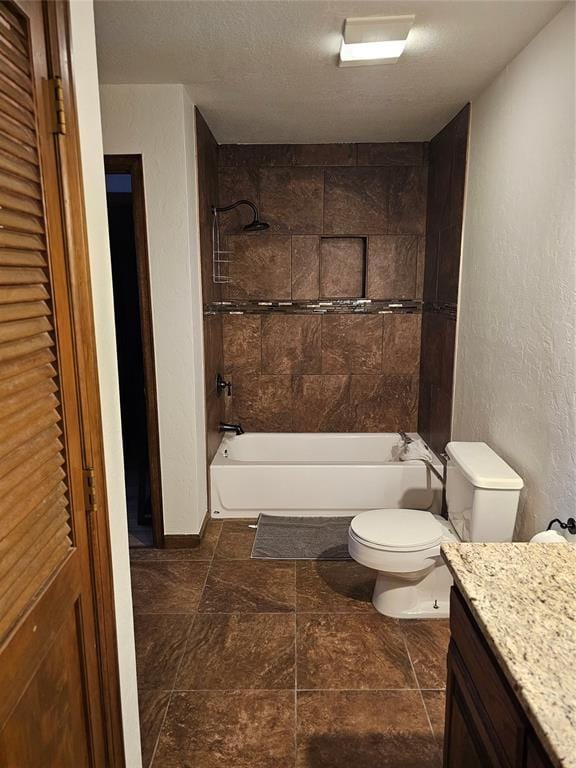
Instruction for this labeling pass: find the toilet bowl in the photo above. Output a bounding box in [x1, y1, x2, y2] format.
[348, 508, 459, 618]
[348, 441, 524, 619]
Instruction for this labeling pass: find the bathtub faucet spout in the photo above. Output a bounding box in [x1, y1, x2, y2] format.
[398, 431, 414, 447]
[219, 422, 245, 436]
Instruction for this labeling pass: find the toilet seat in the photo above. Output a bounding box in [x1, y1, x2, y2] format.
[349, 508, 444, 552]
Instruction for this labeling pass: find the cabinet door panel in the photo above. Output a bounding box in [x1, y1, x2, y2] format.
[450, 588, 526, 766]
[446, 691, 487, 768]
[444, 643, 504, 768]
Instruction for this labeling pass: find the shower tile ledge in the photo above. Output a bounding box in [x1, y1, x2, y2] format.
[442, 542, 576, 768]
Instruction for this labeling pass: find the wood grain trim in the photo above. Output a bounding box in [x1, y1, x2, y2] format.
[43, 2, 125, 764]
[104, 153, 164, 548]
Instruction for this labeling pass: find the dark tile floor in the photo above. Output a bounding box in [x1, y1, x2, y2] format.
[130, 520, 449, 768]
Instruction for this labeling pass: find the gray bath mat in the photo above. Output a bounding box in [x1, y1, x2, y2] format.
[251, 515, 353, 560]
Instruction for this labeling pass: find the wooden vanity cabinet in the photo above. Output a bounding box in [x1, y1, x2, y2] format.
[444, 588, 555, 768]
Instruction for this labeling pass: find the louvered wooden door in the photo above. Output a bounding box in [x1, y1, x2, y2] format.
[0, 1, 108, 765]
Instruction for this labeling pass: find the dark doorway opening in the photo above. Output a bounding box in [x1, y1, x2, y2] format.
[105, 156, 164, 548]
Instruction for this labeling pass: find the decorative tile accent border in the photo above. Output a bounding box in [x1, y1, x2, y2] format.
[204, 299, 422, 316]
[423, 302, 457, 319]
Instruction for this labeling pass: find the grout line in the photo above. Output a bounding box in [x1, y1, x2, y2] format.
[167, 611, 298, 617]
[401, 632, 437, 741]
[133, 611, 198, 616]
[148, 525, 222, 767]
[146, 691, 171, 768]
[157, 685, 444, 693]
[293, 563, 298, 764]
[149, 612, 199, 768]
[321, 168, 325, 235]
[290, 234, 293, 300]
[295, 687, 435, 693]
[164, 686, 432, 693]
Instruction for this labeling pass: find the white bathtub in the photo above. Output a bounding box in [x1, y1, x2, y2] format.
[210, 432, 443, 518]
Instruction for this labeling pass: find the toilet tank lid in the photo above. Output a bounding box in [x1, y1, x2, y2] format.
[446, 442, 524, 490]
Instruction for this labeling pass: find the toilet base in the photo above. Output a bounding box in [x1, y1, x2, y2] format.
[371, 563, 453, 619]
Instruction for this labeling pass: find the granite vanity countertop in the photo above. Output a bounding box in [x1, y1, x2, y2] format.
[441, 542, 576, 768]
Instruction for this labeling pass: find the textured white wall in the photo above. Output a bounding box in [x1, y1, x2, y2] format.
[68, 3, 141, 765]
[99, 84, 207, 535]
[453, 5, 576, 540]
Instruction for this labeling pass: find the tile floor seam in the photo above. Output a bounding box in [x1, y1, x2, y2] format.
[419, 687, 446, 691]
[293, 562, 298, 767]
[402, 632, 437, 742]
[150, 523, 222, 766]
[139, 528, 447, 766]
[295, 686, 426, 692]
[162, 687, 429, 694]
[148, 612, 199, 767]
[169, 687, 298, 693]
[165, 526, 224, 686]
[186, 610, 298, 616]
[147, 691, 170, 768]
[133, 611, 197, 616]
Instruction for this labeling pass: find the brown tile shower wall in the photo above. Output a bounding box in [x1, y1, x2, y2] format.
[222, 313, 421, 432]
[195, 109, 225, 466]
[419, 105, 470, 453]
[217, 142, 428, 432]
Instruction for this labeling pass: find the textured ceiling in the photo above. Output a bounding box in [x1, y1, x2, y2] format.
[94, 0, 564, 143]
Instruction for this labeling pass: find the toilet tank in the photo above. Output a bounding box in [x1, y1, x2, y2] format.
[445, 442, 524, 542]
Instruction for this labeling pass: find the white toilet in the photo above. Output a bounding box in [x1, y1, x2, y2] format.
[348, 441, 524, 618]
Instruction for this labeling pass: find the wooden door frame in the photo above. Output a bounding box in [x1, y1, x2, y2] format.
[104, 154, 164, 548]
[42, 2, 128, 763]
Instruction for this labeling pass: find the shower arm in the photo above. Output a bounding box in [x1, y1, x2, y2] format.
[212, 200, 259, 218]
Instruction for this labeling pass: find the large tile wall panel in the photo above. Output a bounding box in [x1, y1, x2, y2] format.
[222, 313, 421, 432]
[387, 166, 428, 235]
[382, 313, 422, 376]
[294, 143, 356, 167]
[222, 315, 261, 373]
[357, 142, 426, 167]
[197, 110, 221, 304]
[261, 315, 322, 374]
[366, 236, 419, 299]
[208, 138, 431, 433]
[219, 144, 295, 167]
[321, 315, 382, 374]
[260, 167, 324, 234]
[224, 235, 292, 300]
[419, 105, 470, 453]
[218, 167, 259, 233]
[291, 236, 320, 300]
[291, 375, 353, 432]
[323, 168, 391, 235]
[350, 375, 418, 432]
[423, 106, 470, 305]
[196, 110, 224, 479]
[203, 314, 225, 464]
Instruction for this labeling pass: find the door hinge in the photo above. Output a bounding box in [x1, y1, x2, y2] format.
[48, 76, 66, 135]
[83, 467, 97, 515]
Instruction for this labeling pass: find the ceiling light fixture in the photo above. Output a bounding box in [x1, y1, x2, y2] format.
[339, 15, 415, 67]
